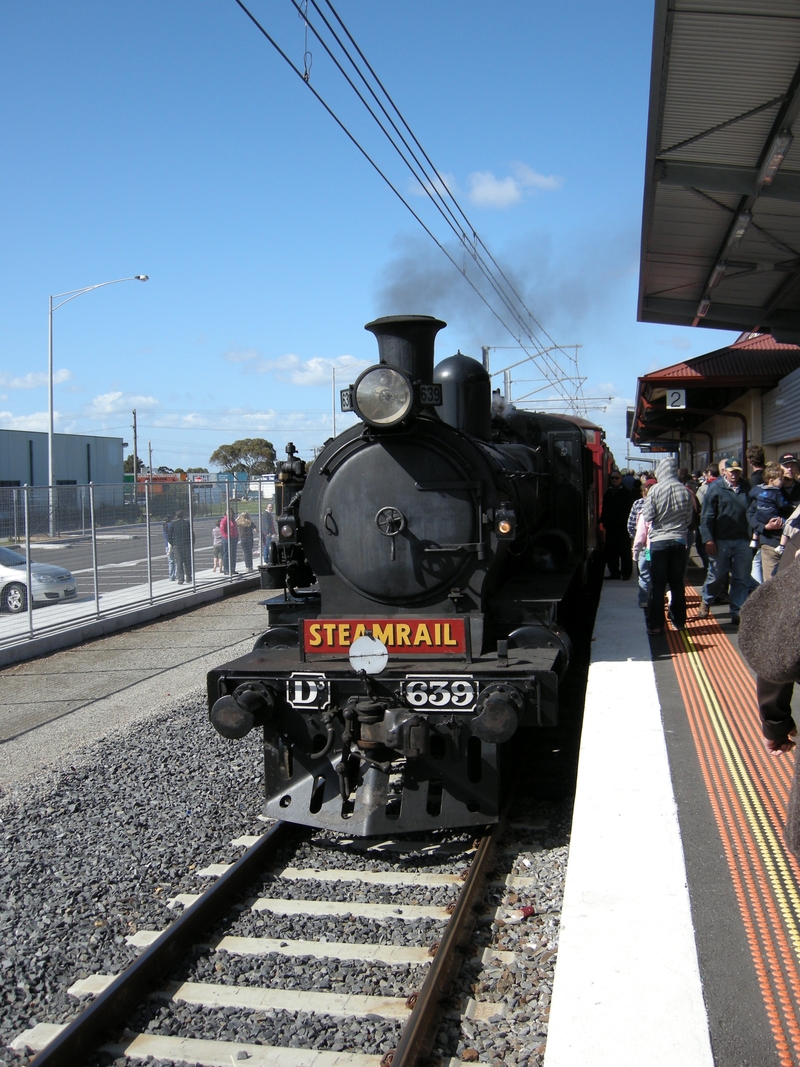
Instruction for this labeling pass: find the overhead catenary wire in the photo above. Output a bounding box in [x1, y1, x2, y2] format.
[232, 0, 574, 403]
[300, 0, 579, 400]
[231, 0, 586, 411]
[313, 0, 585, 397]
[306, 0, 582, 402]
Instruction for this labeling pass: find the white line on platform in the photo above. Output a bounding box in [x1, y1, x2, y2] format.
[544, 580, 713, 1067]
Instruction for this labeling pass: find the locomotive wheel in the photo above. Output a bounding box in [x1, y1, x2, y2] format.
[3, 582, 27, 614]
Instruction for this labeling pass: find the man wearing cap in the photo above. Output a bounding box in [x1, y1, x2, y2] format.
[779, 453, 800, 507]
[698, 459, 752, 625]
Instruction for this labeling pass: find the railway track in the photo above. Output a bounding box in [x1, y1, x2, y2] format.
[13, 810, 557, 1067]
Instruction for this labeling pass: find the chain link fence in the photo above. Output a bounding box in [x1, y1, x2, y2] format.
[0, 481, 270, 647]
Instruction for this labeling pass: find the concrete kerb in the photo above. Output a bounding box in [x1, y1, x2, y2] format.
[0, 576, 261, 669]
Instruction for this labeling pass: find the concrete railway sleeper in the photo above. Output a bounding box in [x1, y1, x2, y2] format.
[13, 814, 556, 1067]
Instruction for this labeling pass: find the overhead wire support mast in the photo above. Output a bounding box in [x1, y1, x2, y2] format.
[232, 0, 584, 409]
[485, 345, 587, 413]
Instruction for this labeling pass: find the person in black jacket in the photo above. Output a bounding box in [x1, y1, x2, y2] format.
[167, 510, 195, 585]
[698, 460, 751, 624]
[601, 470, 633, 580]
[779, 453, 800, 506]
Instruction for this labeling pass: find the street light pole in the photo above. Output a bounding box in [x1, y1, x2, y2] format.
[48, 274, 148, 535]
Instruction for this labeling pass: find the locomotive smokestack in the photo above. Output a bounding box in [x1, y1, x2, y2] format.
[364, 315, 446, 382]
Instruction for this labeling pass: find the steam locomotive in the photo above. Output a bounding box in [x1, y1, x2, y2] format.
[208, 315, 608, 835]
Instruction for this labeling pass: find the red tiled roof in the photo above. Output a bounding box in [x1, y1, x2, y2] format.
[642, 333, 800, 383]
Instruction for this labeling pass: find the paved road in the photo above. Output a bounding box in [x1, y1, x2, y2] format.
[0, 587, 269, 795]
[17, 516, 267, 599]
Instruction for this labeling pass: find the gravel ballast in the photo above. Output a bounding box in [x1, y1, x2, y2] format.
[0, 689, 571, 1067]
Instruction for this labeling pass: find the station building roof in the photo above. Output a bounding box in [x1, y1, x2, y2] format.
[639, 0, 800, 340]
[630, 331, 800, 448]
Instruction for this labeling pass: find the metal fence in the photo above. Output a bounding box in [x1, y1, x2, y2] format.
[0, 481, 271, 647]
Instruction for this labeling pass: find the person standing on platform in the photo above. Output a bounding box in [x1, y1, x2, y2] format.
[698, 458, 751, 625]
[220, 508, 239, 575]
[632, 479, 657, 611]
[748, 462, 793, 582]
[211, 519, 223, 573]
[162, 514, 177, 581]
[601, 470, 633, 580]
[167, 510, 194, 585]
[779, 453, 800, 507]
[262, 502, 277, 563]
[237, 511, 256, 571]
[641, 457, 694, 634]
[747, 445, 766, 488]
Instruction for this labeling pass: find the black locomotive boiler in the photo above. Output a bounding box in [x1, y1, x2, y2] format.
[208, 315, 605, 835]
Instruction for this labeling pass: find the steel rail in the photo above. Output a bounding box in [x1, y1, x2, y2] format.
[383, 820, 502, 1067]
[30, 820, 294, 1067]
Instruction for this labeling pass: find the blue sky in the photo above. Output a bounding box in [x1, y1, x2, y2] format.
[0, 1, 740, 472]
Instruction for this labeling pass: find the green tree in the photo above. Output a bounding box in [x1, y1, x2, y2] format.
[209, 438, 276, 477]
[124, 454, 145, 473]
[187, 466, 209, 474]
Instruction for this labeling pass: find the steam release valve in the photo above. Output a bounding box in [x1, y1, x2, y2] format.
[209, 682, 276, 740]
[470, 683, 525, 744]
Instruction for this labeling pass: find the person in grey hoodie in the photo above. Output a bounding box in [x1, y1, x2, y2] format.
[641, 456, 695, 634]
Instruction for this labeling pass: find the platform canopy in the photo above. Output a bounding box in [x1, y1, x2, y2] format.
[630, 331, 800, 453]
[639, 0, 800, 340]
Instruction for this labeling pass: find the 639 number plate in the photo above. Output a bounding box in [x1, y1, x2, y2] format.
[402, 676, 478, 712]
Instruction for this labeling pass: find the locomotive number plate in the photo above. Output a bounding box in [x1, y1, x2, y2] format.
[402, 676, 478, 712]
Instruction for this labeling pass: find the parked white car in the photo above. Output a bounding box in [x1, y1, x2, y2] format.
[0, 546, 77, 613]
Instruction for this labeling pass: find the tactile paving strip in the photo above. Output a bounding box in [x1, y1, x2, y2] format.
[666, 588, 800, 1067]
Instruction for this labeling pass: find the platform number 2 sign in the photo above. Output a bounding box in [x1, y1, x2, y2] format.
[666, 389, 686, 409]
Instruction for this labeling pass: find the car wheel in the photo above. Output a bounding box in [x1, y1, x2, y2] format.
[3, 582, 27, 614]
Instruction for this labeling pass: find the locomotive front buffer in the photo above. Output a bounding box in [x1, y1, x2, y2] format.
[208, 621, 563, 836]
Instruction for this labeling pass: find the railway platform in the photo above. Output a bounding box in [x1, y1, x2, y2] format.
[546, 571, 800, 1067]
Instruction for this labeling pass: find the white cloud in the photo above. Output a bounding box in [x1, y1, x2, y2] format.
[467, 163, 563, 208]
[0, 410, 51, 431]
[0, 369, 72, 389]
[254, 353, 368, 388]
[511, 162, 563, 192]
[88, 391, 160, 415]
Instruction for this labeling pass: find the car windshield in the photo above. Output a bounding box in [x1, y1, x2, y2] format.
[0, 547, 27, 567]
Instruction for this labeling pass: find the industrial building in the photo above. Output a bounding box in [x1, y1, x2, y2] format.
[0, 429, 124, 487]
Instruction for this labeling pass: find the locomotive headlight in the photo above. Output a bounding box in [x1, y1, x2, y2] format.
[278, 515, 297, 543]
[353, 366, 413, 427]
